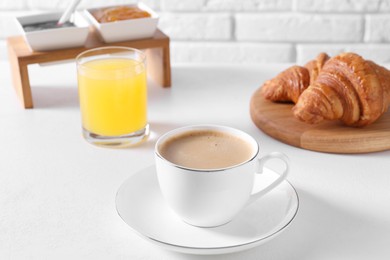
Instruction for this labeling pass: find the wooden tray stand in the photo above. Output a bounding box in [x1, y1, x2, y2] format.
[7, 29, 171, 109]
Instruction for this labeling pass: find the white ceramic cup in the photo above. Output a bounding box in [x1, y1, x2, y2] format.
[155, 125, 289, 228]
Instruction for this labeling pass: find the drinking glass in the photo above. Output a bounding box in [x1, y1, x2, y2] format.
[76, 46, 149, 147]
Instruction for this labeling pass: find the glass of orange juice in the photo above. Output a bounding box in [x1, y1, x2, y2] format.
[76, 47, 149, 147]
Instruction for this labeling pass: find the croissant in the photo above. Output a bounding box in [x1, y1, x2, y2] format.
[261, 53, 329, 103]
[293, 52, 390, 126]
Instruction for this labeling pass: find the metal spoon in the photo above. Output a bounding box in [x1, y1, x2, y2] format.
[57, 0, 82, 25]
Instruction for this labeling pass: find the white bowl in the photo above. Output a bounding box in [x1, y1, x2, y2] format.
[84, 3, 159, 43]
[16, 12, 89, 52]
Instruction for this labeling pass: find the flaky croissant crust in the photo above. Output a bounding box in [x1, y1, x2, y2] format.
[260, 53, 329, 103]
[293, 53, 390, 126]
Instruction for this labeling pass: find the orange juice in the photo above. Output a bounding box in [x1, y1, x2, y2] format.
[78, 58, 147, 136]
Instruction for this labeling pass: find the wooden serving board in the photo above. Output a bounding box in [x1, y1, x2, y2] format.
[250, 88, 390, 154]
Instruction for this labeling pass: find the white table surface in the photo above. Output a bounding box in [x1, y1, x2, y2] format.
[1, 61, 389, 259]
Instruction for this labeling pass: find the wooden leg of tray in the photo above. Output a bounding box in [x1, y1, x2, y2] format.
[146, 45, 171, 87]
[7, 46, 33, 108]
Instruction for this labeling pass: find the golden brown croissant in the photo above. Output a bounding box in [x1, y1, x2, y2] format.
[261, 53, 329, 103]
[293, 52, 390, 126]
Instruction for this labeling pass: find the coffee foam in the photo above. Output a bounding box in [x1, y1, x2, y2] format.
[159, 130, 254, 170]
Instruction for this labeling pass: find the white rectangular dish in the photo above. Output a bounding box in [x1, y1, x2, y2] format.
[15, 12, 90, 52]
[83, 3, 159, 43]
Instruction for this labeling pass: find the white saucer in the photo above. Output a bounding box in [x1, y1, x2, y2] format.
[116, 165, 299, 255]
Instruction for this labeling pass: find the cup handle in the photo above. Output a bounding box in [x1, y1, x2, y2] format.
[247, 152, 289, 206]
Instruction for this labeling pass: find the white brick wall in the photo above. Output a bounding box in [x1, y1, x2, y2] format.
[159, 13, 232, 40]
[171, 42, 293, 63]
[2, 0, 390, 64]
[295, 0, 390, 12]
[235, 14, 363, 42]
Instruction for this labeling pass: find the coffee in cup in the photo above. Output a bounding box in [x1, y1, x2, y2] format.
[158, 129, 255, 170]
[155, 125, 289, 227]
